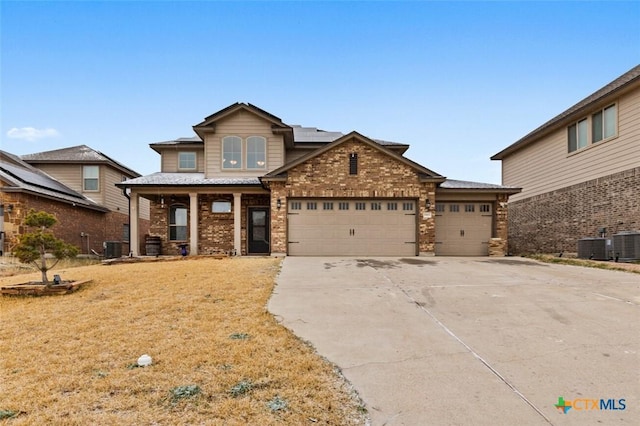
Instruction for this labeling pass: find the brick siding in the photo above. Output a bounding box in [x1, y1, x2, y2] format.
[147, 193, 270, 256]
[508, 167, 640, 254]
[266, 138, 437, 254]
[0, 192, 147, 255]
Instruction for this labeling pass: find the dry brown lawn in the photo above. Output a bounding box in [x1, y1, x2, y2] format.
[0, 257, 367, 425]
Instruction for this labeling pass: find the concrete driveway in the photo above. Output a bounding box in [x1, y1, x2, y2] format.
[268, 257, 639, 426]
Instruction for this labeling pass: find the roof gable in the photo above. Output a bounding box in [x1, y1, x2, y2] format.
[262, 131, 444, 181]
[0, 150, 108, 211]
[193, 102, 293, 142]
[492, 64, 640, 160]
[21, 144, 140, 177]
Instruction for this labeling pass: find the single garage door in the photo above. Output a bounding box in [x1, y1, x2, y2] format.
[288, 199, 417, 256]
[435, 202, 493, 256]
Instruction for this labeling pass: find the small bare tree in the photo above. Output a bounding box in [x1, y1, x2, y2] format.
[13, 210, 79, 285]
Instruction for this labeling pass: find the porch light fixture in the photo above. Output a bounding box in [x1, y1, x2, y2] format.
[425, 199, 431, 210]
[160, 196, 165, 208]
[6, 204, 13, 213]
[277, 198, 282, 210]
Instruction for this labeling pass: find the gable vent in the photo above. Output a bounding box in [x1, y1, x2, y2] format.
[349, 153, 358, 175]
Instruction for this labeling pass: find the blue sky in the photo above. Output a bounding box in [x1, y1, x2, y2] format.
[1, 1, 639, 183]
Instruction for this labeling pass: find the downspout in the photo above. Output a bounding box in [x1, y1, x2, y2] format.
[122, 186, 132, 256]
[0, 204, 5, 256]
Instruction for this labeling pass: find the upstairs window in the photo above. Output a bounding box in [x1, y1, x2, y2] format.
[568, 119, 588, 152]
[568, 103, 617, 153]
[247, 136, 266, 169]
[592, 104, 617, 143]
[178, 152, 197, 170]
[222, 136, 242, 169]
[83, 165, 99, 191]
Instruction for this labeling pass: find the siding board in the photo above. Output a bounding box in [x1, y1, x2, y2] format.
[503, 87, 640, 202]
[203, 110, 285, 178]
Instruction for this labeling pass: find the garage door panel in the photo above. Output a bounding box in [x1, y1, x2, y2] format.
[435, 203, 492, 256]
[288, 199, 417, 256]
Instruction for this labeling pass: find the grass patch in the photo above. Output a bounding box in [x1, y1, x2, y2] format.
[0, 256, 101, 278]
[170, 384, 202, 402]
[527, 254, 640, 274]
[0, 257, 367, 425]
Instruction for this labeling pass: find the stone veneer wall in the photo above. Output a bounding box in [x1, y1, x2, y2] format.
[508, 167, 640, 254]
[267, 138, 437, 255]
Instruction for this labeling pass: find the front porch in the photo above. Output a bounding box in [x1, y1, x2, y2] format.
[128, 189, 271, 257]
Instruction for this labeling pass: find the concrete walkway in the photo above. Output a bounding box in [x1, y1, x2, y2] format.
[268, 257, 639, 426]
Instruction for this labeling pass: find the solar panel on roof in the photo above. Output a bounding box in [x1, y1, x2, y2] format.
[1, 163, 83, 198]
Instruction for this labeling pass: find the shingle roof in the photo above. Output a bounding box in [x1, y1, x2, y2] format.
[262, 131, 445, 182]
[439, 179, 521, 193]
[151, 136, 203, 146]
[21, 144, 141, 177]
[492, 64, 640, 160]
[0, 151, 108, 211]
[117, 172, 262, 187]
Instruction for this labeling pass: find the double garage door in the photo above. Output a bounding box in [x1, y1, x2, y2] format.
[435, 202, 493, 256]
[287, 199, 417, 256]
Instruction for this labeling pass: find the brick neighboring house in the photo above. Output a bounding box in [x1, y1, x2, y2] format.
[119, 103, 519, 257]
[491, 64, 640, 254]
[0, 146, 150, 256]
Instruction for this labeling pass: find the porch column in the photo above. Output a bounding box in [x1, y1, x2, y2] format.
[189, 193, 198, 255]
[233, 193, 242, 255]
[130, 193, 139, 256]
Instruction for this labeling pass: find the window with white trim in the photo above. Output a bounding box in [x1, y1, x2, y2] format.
[178, 152, 197, 170]
[568, 119, 588, 152]
[222, 136, 242, 169]
[568, 103, 617, 153]
[592, 104, 617, 143]
[212, 200, 232, 213]
[247, 136, 266, 169]
[169, 205, 188, 241]
[83, 165, 99, 191]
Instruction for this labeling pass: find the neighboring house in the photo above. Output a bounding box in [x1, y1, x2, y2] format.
[491, 64, 640, 254]
[0, 146, 150, 256]
[1, 150, 108, 255]
[119, 103, 519, 257]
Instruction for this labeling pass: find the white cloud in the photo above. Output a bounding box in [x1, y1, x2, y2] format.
[6, 127, 60, 142]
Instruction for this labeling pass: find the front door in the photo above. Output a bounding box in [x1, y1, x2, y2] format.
[248, 208, 270, 254]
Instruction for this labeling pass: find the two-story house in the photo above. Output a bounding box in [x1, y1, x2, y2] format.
[491, 64, 640, 254]
[1, 150, 108, 255]
[119, 103, 519, 257]
[0, 145, 151, 255]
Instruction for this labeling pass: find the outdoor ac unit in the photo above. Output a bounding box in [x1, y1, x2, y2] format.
[612, 231, 640, 262]
[103, 241, 122, 259]
[577, 238, 609, 261]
